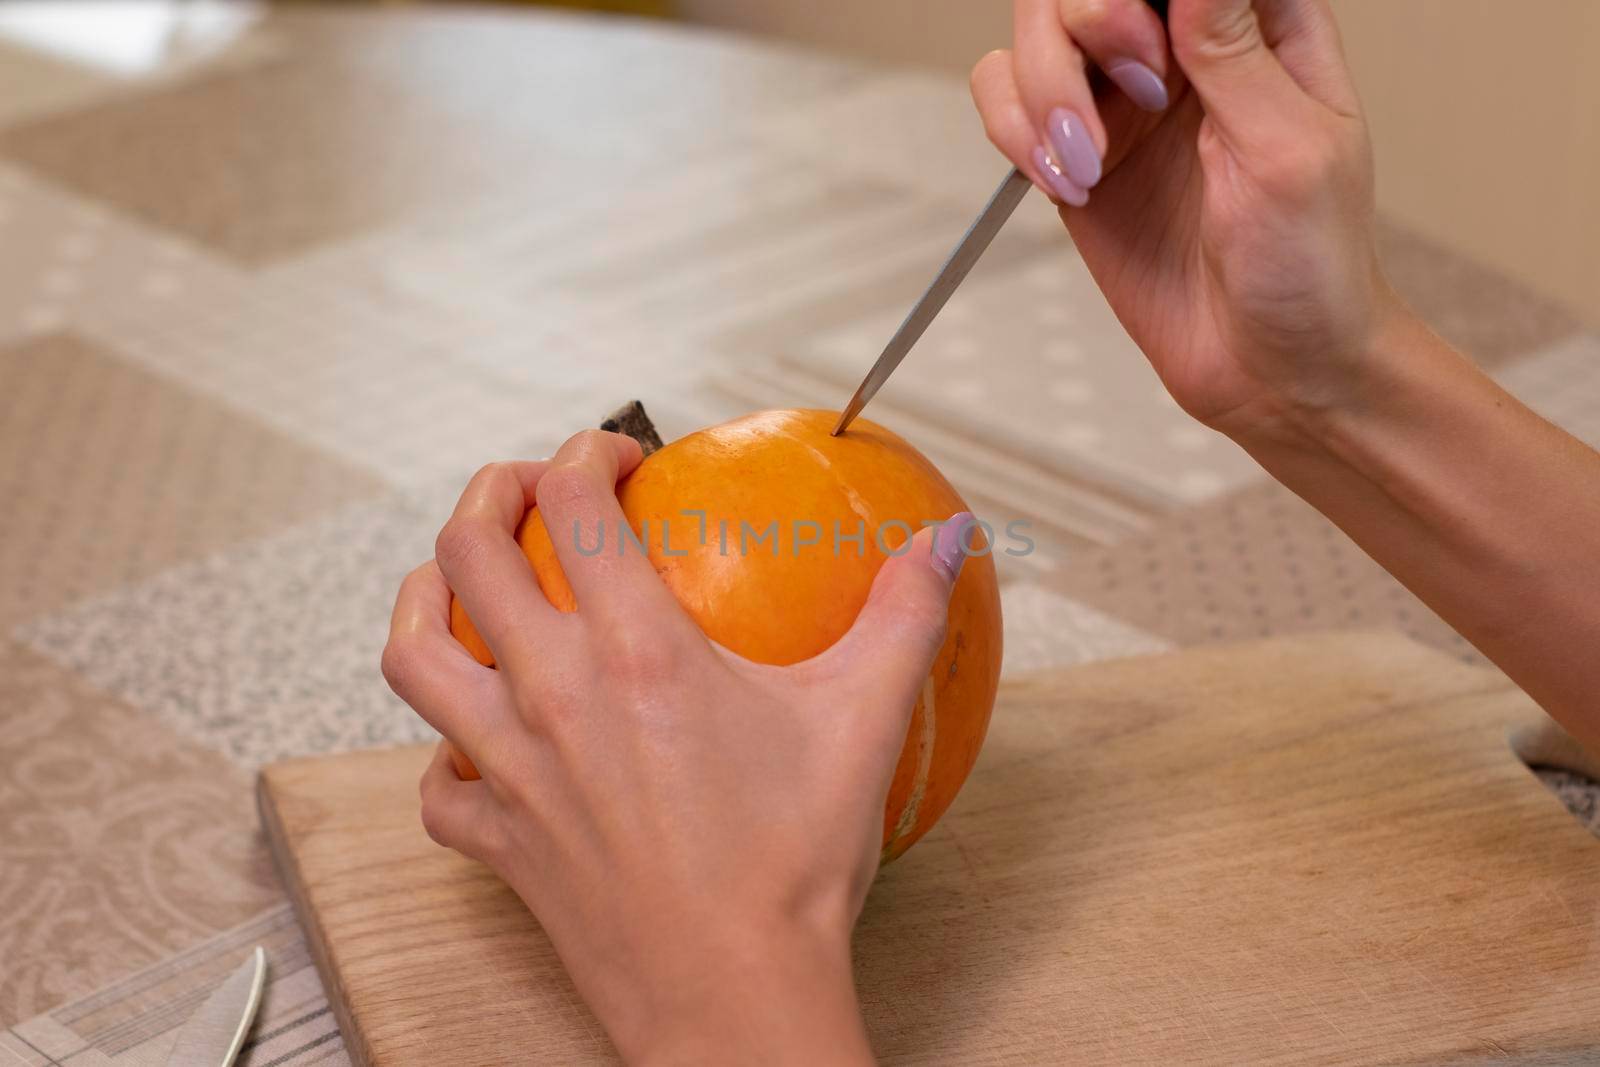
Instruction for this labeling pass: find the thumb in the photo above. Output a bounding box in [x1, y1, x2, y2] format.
[1169, 0, 1313, 153]
[824, 512, 977, 732]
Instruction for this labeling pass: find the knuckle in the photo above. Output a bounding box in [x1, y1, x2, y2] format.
[434, 519, 487, 570]
[400, 562, 435, 595]
[418, 793, 449, 847]
[461, 461, 517, 509]
[1176, 6, 1259, 66]
[1069, 0, 1116, 32]
[477, 460, 525, 497]
[469, 460, 508, 488]
[1204, 6, 1261, 59]
[1258, 136, 1341, 202]
[380, 636, 417, 694]
[601, 625, 679, 687]
[535, 463, 597, 513]
[556, 429, 609, 465]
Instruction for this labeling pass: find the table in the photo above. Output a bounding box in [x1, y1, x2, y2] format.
[0, 4, 1596, 1063]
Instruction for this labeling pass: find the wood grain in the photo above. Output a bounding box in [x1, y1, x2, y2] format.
[258, 632, 1600, 1065]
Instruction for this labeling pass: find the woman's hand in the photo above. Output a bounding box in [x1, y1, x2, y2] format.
[975, 1, 1600, 757]
[972, 0, 1397, 440]
[381, 430, 974, 1066]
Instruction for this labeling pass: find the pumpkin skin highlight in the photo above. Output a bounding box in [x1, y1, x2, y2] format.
[449, 408, 1003, 860]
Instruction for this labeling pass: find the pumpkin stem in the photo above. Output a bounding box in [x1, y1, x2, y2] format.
[600, 400, 664, 457]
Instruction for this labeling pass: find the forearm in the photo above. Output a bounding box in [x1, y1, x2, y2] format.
[1230, 306, 1600, 752]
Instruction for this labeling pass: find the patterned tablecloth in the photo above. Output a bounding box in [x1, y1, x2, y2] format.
[1, 4, 1596, 1063]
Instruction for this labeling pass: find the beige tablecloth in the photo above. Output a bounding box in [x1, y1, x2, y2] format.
[1, 4, 1596, 1062]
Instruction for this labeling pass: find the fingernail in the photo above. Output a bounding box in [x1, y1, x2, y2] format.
[1031, 145, 1088, 207]
[1045, 107, 1102, 189]
[1105, 59, 1169, 112]
[931, 512, 975, 583]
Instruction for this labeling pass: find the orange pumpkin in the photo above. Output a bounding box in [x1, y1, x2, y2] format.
[449, 408, 1002, 860]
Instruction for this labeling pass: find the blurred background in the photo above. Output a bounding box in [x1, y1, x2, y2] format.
[360, 0, 1600, 324]
[2, 1, 1595, 319]
[675, 0, 1600, 325]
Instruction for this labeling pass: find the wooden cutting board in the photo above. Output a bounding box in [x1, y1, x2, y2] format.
[258, 632, 1600, 1065]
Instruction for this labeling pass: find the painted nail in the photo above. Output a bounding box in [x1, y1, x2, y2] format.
[931, 512, 976, 583]
[1045, 107, 1102, 189]
[1105, 59, 1169, 112]
[1031, 145, 1089, 207]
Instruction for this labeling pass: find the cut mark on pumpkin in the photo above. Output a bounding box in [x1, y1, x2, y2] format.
[778, 427, 875, 529]
[888, 674, 938, 850]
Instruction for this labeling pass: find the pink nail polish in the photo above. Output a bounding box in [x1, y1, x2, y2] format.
[1046, 108, 1103, 189]
[1105, 59, 1170, 112]
[932, 512, 976, 582]
[1032, 145, 1089, 207]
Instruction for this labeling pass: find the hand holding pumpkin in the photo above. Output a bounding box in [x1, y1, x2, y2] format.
[382, 427, 981, 1065]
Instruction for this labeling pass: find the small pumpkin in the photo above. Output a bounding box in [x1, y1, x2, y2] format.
[450, 408, 1002, 860]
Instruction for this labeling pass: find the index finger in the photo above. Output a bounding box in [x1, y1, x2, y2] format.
[435, 460, 558, 667]
[1013, 0, 1109, 196]
[535, 429, 683, 624]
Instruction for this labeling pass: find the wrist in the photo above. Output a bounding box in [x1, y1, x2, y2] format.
[1217, 295, 1467, 465]
[613, 915, 871, 1067]
[1220, 299, 1526, 557]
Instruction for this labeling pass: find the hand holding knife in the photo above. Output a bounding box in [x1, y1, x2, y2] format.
[832, 0, 1168, 436]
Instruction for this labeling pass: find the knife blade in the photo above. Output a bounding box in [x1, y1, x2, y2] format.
[831, 166, 1032, 436]
[165, 946, 267, 1067]
[830, 0, 1168, 436]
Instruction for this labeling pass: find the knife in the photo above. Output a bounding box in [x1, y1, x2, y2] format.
[831, 0, 1168, 436]
[831, 167, 1031, 436]
[165, 946, 267, 1067]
